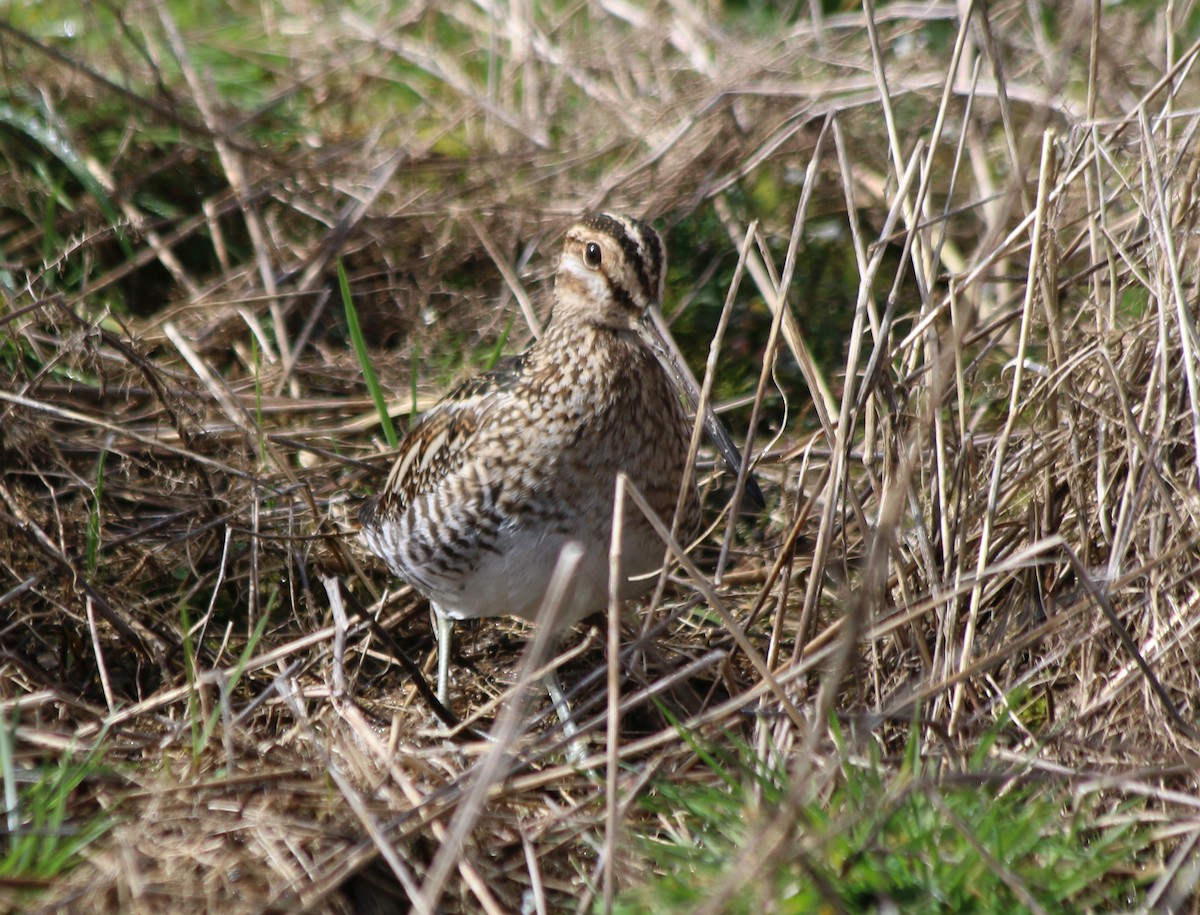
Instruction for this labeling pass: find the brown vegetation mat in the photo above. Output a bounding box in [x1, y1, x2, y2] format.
[2, 1, 1200, 911]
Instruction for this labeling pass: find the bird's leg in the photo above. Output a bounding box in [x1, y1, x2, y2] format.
[432, 604, 454, 706]
[542, 663, 577, 739]
[542, 639, 591, 764]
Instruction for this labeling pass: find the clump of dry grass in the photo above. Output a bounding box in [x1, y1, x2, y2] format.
[2, 1, 1199, 911]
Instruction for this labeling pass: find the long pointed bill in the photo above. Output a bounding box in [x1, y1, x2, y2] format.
[641, 307, 766, 510]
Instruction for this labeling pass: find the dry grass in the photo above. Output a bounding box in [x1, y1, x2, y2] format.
[3, 0, 1200, 911]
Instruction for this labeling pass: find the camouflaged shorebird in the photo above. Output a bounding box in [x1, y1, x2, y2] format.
[358, 213, 759, 709]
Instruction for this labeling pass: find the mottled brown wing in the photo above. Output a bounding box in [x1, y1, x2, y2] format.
[371, 353, 526, 513]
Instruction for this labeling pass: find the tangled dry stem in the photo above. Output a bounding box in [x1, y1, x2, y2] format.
[2, 1, 1199, 911]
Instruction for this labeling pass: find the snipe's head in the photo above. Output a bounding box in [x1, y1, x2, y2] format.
[553, 211, 766, 509]
[555, 213, 666, 330]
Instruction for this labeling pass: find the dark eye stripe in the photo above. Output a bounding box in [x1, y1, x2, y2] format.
[558, 262, 637, 315]
[582, 212, 660, 305]
[603, 271, 642, 315]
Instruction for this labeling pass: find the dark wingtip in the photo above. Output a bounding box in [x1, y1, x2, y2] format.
[357, 494, 381, 531]
[742, 474, 767, 512]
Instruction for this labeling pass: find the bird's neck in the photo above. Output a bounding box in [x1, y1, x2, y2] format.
[523, 316, 652, 402]
[537, 309, 637, 352]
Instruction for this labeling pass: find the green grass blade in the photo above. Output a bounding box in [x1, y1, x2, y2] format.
[1, 709, 17, 839]
[340, 258, 398, 448]
[483, 314, 515, 370]
[0, 101, 134, 261]
[410, 338, 420, 431]
[86, 444, 107, 575]
[199, 590, 277, 751]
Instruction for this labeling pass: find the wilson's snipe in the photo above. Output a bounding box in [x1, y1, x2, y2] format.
[359, 213, 759, 712]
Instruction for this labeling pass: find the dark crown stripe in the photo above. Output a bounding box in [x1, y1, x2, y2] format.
[618, 220, 655, 306]
[618, 214, 663, 292]
[584, 212, 659, 305]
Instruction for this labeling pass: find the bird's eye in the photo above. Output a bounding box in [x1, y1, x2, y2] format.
[584, 242, 602, 269]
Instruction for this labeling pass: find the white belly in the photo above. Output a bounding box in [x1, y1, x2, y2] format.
[418, 523, 666, 630]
